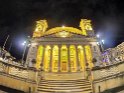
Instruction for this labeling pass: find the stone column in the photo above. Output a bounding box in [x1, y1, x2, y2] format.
[89, 45, 94, 68]
[58, 45, 61, 72]
[49, 45, 53, 72]
[84, 45, 93, 68]
[83, 45, 87, 69]
[67, 45, 70, 72]
[41, 45, 45, 71]
[91, 45, 100, 67]
[26, 45, 38, 67]
[83, 45, 88, 78]
[76, 45, 80, 72]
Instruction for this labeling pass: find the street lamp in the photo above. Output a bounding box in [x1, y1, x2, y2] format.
[21, 41, 27, 65]
[96, 34, 100, 38]
[3, 35, 9, 50]
[96, 34, 105, 52]
[21, 36, 30, 66]
[62, 25, 65, 28]
[100, 39, 105, 51]
[101, 39, 105, 44]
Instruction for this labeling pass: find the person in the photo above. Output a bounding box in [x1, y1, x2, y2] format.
[86, 67, 91, 80]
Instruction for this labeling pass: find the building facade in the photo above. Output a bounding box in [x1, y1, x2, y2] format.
[26, 19, 101, 73]
[102, 42, 124, 65]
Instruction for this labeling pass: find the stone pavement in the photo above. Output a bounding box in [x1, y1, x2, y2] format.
[117, 90, 124, 93]
[0, 90, 7, 93]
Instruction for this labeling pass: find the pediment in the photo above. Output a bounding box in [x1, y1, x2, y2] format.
[43, 31, 86, 38]
[44, 27, 84, 36]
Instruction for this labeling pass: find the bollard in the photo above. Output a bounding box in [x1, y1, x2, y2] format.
[29, 87, 31, 93]
[98, 86, 101, 93]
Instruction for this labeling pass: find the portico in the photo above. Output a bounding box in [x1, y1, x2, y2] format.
[26, 19, 101, 74]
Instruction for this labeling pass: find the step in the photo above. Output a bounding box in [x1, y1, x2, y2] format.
[37, 79, 92, 93]
[38, 87, 91, 90]
[38, 85, 91, 89]
[37, 91, 92, 93]
[39, 83, 91, 87]
[40, 79, 89, 82]
[39, 80, 90, 83]
[37, 87, 92, 92]
[40, 81, 90, 84]
[39, 82, 90, 85]
[43, 72, 85, 80]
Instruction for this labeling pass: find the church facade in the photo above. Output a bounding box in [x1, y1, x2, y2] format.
[26, 19, 101, 73]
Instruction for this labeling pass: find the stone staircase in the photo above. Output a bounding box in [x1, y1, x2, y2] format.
[37, 79, 93, 93]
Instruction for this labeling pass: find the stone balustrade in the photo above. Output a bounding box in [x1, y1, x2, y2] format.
[92, 61, 124, 93]
[92, 61, 124, 80]
[0, 61, 40, 82]
[0, 60, 42, 93]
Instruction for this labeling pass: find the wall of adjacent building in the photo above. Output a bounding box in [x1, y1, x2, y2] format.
[102, 42, 124, 66]
[92, 61, 124, 93]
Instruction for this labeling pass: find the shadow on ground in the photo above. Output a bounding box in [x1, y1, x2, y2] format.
[102, 85, 124, 93]
[0, 85, 25, 93]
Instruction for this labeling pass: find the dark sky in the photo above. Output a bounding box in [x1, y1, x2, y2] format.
[0, 0, 124, 59]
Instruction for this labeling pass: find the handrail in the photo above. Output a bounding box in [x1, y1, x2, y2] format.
[0, 61, 40, 72]
[0, 71, 36, 84]
[93, 71, 124, 83]
[92, 61, 124, 71]
[0, 60, 41, 83]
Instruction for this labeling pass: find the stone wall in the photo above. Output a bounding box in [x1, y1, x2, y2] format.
[92, 61, 124, 93]
[102, 42, 124, 65]
[0, 72, 37, 93]
[0, 61, 41, 93]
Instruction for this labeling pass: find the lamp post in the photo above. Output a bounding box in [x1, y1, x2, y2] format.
[21, 36, 31, 66]
[3, 35, 9, 50]
[101, 39, 104, 51]
[21, 41, 27, 65]
[1, 35, 9, 59]
[96, 34, 105, 52]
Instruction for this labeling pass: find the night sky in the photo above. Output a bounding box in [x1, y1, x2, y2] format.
[0, 0, 124, 59]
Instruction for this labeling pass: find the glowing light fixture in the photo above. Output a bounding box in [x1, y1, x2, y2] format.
[97, 42, 99, 45]
[62, 25, 65, 28]
[96, 34, 100, 38]
[59, 31, 69, 37]
[102, 39, 105, 44]
[35, 28, 38, 32]
[22, 41, 26, 46]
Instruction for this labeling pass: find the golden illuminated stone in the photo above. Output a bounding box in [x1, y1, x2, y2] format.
[33, 20, 48, 37]
[79, 19, 93, 35]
